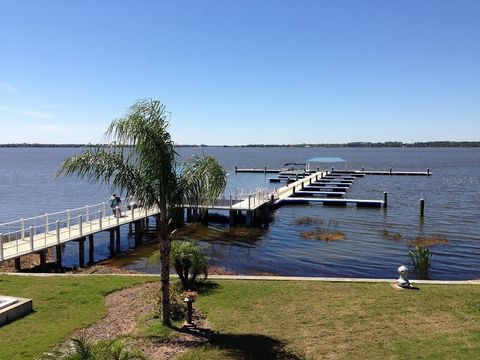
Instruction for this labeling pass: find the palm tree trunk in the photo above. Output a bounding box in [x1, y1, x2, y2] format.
[160, 228, 172, 326]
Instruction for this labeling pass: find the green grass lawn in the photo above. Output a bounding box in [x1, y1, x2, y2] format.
[0, 275, 156, 360]
[181, 280, 480, 360]
[0, 276, 478, 360]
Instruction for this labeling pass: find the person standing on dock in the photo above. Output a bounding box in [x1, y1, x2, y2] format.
[110, 193, 122, 217]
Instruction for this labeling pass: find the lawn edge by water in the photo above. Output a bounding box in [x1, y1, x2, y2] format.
[1, 271, 479, 284]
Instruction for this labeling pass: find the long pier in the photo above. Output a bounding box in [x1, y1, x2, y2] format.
[0, 189, 273, 269]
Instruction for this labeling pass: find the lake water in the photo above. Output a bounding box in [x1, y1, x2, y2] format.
[0, 147, 479, 280]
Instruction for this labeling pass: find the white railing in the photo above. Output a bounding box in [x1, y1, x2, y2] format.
[0, 197, 135, 244]
[0, 189, 277, 261]
[210, 188, 272, 210]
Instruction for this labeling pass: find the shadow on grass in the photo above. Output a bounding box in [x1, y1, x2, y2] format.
[196, 281, 220, 296]
[208, 333, 303, 360]
[177, 326, 303, 360]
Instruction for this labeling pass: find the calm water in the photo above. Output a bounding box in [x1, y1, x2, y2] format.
[0, 147, 479, 280]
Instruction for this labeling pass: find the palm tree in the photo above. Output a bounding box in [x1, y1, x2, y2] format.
[58, 99, 226, 325]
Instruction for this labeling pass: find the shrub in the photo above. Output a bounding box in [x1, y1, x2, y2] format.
[37, 337, 145, 360]
[171, 240, 208, 290]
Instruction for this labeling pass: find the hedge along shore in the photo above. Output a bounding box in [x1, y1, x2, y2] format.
[1, 272, 478, 285]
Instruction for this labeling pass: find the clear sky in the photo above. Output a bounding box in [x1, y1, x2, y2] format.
[1, 1, 479, 145]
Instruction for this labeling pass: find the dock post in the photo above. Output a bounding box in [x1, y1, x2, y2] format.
[427, 168, 430, 175]
[78, 215, 83, 237]
[109, 230, 115, 256]
[134, 220, 143, 246]
[38, 250, 47, 271]
[383, 192, 388, 208]
[78, 237, 85, 268]
[14, 258, 21, 271]
[292, 185, 296, 195]
[321, 173, 323, 179]
[88, 234, 94, 265]
[56, 220, 60, 244]
[115, 227, 121, 254]
[98, 211, 103, 230]
[246, 211, 253, 227]
[29, 226, 34, 251]
[56, 245, 62, 269]
[361, 166, 364, 171]
[420, 198, 425, 217]
[389, 168, 392, 175]
[331, 166, 334, 172]
[235, 166, 238, 173]
[264, 166, 267, 173]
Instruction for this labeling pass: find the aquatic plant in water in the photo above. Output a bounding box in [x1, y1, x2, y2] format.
[301, 227, 346, 241]
[408, 246, 432, 279]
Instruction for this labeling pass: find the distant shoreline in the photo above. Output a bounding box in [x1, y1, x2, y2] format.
[1, 141, 480, 148]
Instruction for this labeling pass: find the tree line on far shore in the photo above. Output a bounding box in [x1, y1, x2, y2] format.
[1, 141, 480, 148]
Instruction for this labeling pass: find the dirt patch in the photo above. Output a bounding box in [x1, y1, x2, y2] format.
[70, 282, 210, 360]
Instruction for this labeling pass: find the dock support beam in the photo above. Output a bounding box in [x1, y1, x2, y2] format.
[88, 234, 94, 265]
[56, 245, 62, 269]
[39, 250, 47, 271]
[246, 211, 254, 227]
[134, 220, 143, 246]
[109, 230, 115, 257]
[78, 237, 85, 268]
[115, 227, 121, 254]
[14, 258, 21, 271]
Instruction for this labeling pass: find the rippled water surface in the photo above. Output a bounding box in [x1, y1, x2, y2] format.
[1, 147, 479, 279]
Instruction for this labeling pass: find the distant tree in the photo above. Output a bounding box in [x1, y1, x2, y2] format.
[58, 99, 226, 325]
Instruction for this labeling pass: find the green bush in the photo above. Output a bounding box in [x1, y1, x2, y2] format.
[171, 240, 208, 290]
[37, 337, 145, 360]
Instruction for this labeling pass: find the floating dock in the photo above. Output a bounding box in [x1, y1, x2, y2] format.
[331, 169, 431, 176]
[279, 197, 384, 207]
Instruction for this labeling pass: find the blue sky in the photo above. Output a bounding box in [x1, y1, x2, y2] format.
[1, 1, 479, 144]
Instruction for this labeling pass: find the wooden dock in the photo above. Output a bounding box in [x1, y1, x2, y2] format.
[280, 197, 385, 207]
[235, 166, 282, 173]
[0, 189, 273, 268]
[331, 169, 431, 176]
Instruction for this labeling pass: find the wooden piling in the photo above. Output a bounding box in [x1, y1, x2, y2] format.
[420, 198, 425, 217]
[134, 220, 143, 246]
[109, 230, 115, 256]
[14, 258, 21, 271]
[88, 234, 94, 265]
[56, 245, 62, 269]
[39, 250, 47, 271]
[383, 192, 388, 208]
[78, 237, 85, 268]
[115, 227, 121, 254]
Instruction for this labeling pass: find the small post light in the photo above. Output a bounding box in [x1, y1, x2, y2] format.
[184, 295, 195, 327]
[396, 265, 411, 288]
